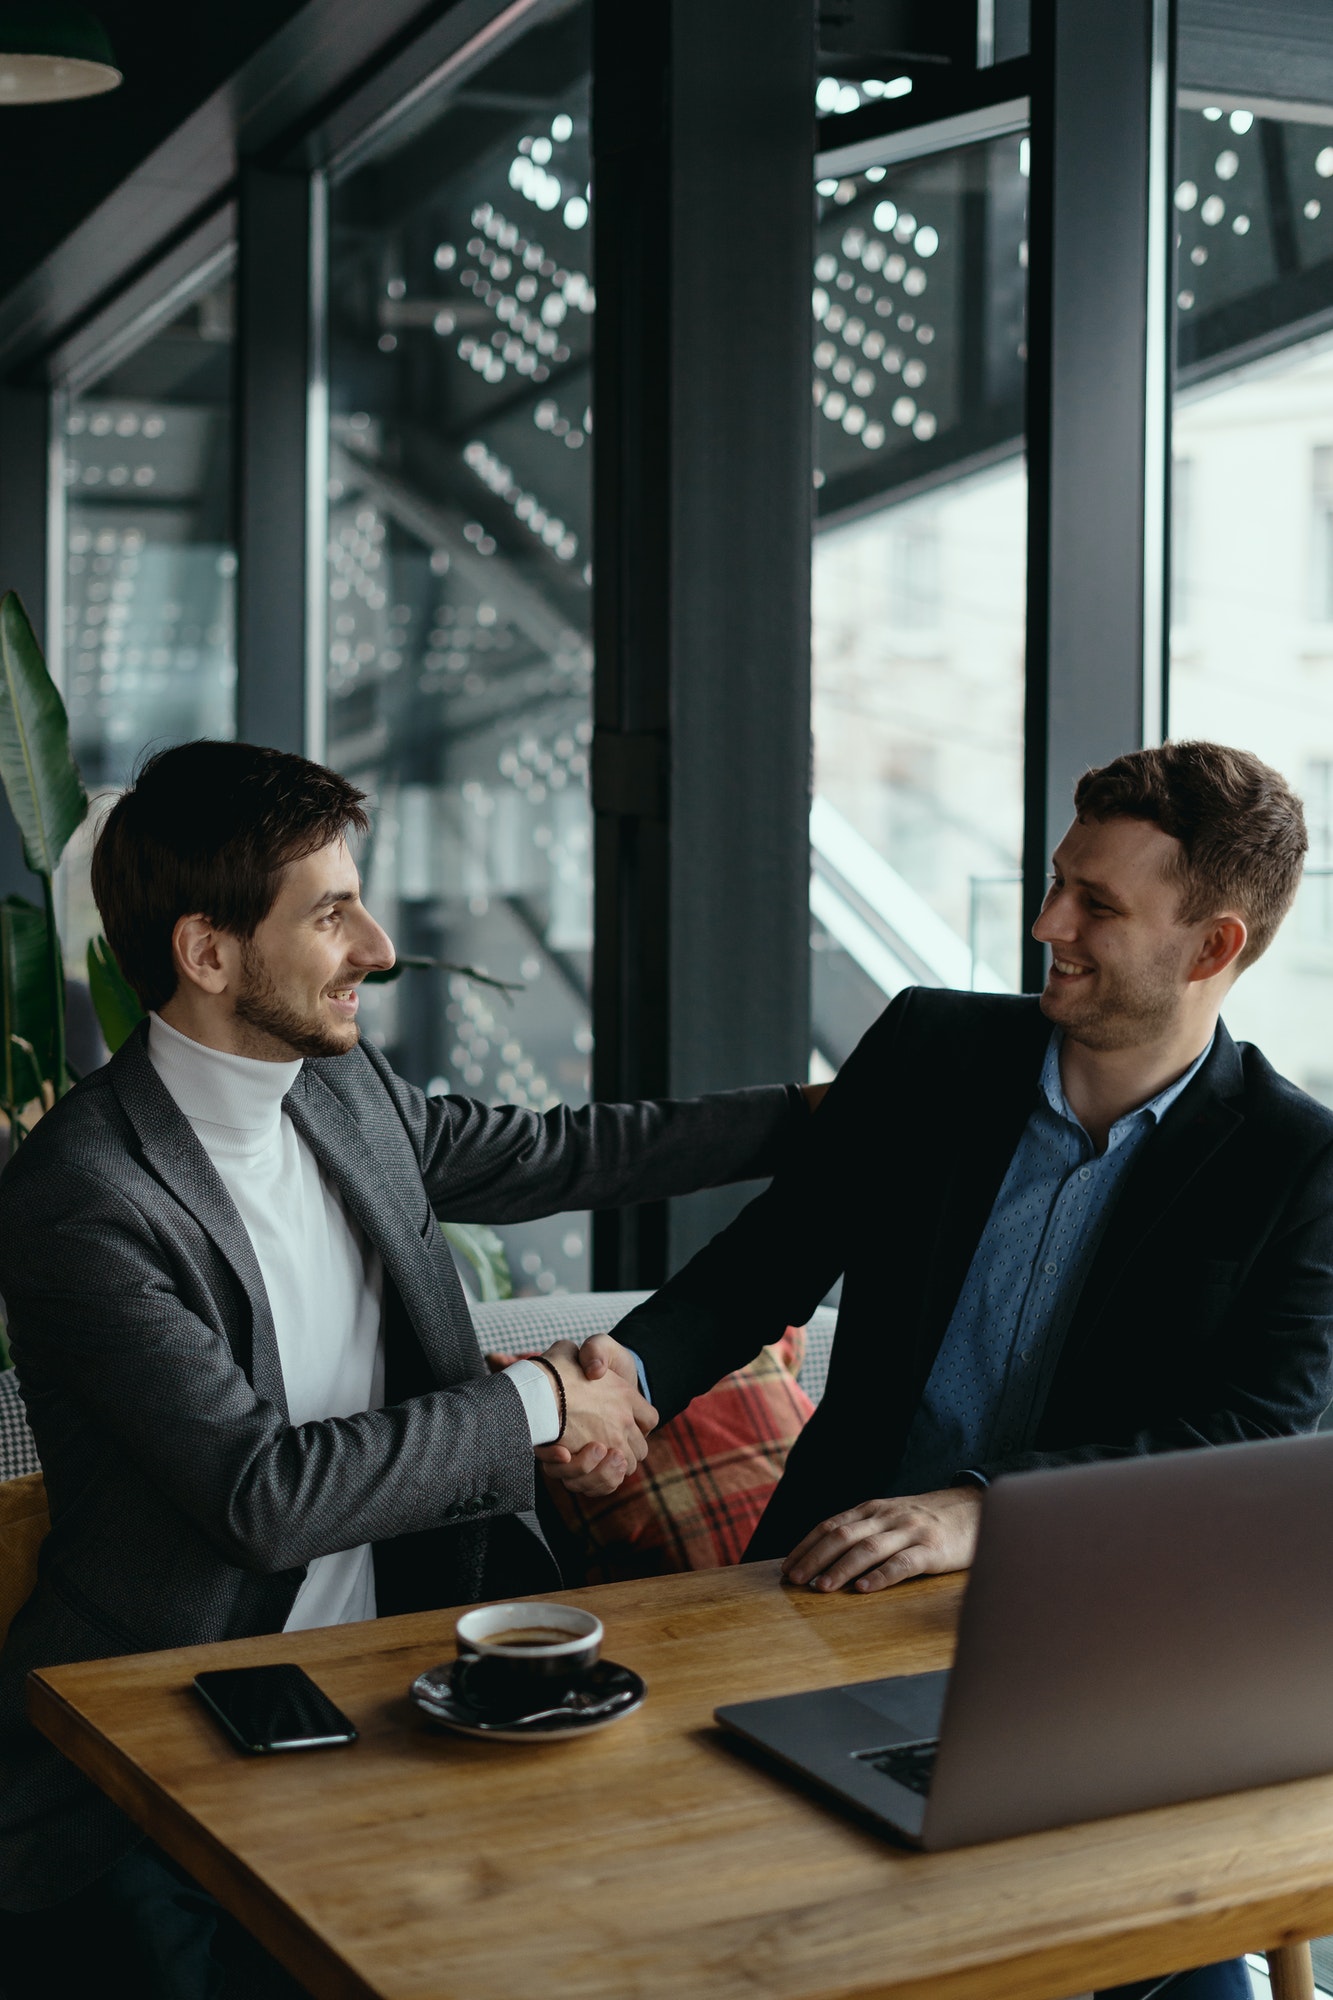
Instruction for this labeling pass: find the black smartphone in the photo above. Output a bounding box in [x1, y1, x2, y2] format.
[193, 1664, 358, 1755]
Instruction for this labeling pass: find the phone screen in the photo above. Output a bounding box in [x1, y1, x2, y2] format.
[193, 1664, 358, 1754]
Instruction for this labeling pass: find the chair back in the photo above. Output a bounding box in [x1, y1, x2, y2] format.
[0, 1468, 47, 1647]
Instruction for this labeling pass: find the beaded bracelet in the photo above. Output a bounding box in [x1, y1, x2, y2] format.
[531, 1354, 568, 1443]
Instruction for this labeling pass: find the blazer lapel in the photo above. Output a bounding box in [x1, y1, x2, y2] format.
[282, 1064, 468, 1375]
[918, 1002, 1054, 1347]
[107, 1024, 288, 1413]
[1059, 1023, 1245, 1358]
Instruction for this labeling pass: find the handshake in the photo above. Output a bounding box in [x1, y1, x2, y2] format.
[531, 1336, 657, 1498]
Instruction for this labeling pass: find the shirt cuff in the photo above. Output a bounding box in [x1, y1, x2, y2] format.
[506, 1358, 562, 1446]
[624, 1346, 651, 1402]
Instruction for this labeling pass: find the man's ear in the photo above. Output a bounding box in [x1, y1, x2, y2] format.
[171, 914, 233, 996]
[1188, 913, 1247, 985]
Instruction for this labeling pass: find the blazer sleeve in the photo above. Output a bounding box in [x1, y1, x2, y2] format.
[972, 1134, 1333, 1482]
[0, 1160, 538, 1575]
[360, 1039, 809, 1223]
[612, 990, 917, 1419]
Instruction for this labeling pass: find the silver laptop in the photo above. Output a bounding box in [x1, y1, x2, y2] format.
[715, 1432, 1333, 1849]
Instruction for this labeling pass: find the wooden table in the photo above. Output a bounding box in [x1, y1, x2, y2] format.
[26, 1561, 1333, 2000]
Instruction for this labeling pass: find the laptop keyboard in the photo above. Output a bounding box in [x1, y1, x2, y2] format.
[855, 1738, 940, 1797]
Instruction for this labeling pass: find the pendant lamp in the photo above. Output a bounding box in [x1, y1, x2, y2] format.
[0, 4, 120, 103]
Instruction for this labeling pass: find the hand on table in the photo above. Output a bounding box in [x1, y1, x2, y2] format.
[781, 1486, 983, 1593]
[534, 1338, 657, 1498]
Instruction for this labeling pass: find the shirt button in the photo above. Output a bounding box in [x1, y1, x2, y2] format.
[1020, 1348, 1034, 1362]
[1044, 1261, 1058, 1275]
[1079, 1167, 1092, 1181]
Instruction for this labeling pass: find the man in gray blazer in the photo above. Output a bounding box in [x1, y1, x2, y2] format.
[0, 741, 810, 1997]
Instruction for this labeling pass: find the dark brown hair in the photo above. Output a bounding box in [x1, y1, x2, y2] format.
[92, 741, 370, 1012]
[1074, 740, 1307, 968]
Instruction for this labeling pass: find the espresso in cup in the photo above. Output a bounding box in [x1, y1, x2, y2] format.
[486, 1627, 571, 1647]
[455, 1602, 602, 1714]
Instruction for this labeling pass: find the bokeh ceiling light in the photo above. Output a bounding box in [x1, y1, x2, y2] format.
[0, 4, 120, 103]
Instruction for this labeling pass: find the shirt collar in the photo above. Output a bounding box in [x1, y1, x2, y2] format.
[147, 1011, 303, 1136]
[1040, 1027, 1215, 1146]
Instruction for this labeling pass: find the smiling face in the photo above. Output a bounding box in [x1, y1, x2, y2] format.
[229, 839, 395, 1060]
[1032, 815, 1240, 1051]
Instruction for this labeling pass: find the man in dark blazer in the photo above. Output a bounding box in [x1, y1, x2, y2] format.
[601, 741, 1330, 2000]
[0, 741, 811, 1996]
[616, 740, 1333, 1580]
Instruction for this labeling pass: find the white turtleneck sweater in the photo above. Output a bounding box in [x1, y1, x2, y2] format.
[147, 1013, 559, 1632]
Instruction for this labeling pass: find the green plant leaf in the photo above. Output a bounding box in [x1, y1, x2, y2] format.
[0, 592, 87, 878]
[0, 895, 56, 1085]
[440, 1222, 513, 1302]
[8, 1035, 43, 1115]
[87, 935, 145, 1054]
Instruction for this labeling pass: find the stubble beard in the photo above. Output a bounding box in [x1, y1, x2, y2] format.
[233, 940, 359, 1060]
[1041, 950, 1185, 1053]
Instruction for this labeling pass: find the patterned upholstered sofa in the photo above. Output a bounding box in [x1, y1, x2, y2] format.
[0, 1294, 840, 1486]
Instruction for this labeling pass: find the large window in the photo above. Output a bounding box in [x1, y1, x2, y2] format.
[1168, 91, 1333, 1108]
[810, 132, 1028, 1072]
[56, 263, 238, 976]
[324, 0, 592, 1295]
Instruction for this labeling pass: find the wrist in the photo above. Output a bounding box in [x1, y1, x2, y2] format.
[531, 1354, 568, 1443]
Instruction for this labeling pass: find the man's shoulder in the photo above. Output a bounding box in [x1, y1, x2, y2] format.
[302, 1034, 404, 1105]
[868, 985, 1045, 1052]
[0, 1061, 133, 1201]
[10, 1060, 123, 1156]
[299, 1035, 422, 1138]
[1231, 1034, 1333, 1149]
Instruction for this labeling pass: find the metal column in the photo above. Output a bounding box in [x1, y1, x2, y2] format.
[234, 164, 325, 757]
[591, 0, 816, 1283]
[1021, 0, 1174, 989]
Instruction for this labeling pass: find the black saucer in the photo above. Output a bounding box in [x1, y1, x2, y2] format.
[409, 1656, 646, 1740]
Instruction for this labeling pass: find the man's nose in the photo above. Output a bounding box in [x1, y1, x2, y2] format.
[352, 915, 396, 971]
[1032, 891, 1074, 944]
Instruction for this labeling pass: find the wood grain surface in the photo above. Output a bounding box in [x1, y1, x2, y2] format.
[28, 1560, 1333, 2000]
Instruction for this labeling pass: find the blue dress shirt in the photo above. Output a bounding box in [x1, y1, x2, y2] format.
[888, 1027, 1215, 1497]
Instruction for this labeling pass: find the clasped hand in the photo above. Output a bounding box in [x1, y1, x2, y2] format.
[534, 1336, 657, 1496]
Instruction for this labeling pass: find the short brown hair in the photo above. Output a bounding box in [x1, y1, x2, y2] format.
[1073, 740, 1307, 968]
[92, 741, 370, 1012]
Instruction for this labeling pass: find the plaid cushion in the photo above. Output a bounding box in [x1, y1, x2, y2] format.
[491, 1329, 815, 1583]
[0, 1369, 39, 1483]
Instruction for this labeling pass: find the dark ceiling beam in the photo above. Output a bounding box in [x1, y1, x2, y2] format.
[0, 0, 531, 382]
[1177, 0, 1333, 105]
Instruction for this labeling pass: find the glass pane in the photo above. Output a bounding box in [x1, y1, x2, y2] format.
[811, 135, 1028, 1072]
[325, 0, 593, 1297]
[1169, 81, 1333, 1110]
[58, 268, 238, 979]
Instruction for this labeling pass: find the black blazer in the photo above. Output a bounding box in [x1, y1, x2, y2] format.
[622, 988, 1333, 1560]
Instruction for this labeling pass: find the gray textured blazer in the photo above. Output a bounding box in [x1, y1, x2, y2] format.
[0, 1022, 801, 1910]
